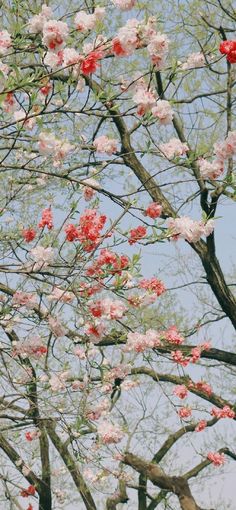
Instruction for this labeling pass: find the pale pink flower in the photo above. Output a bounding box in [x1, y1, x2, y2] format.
[62, 47, 81, 67]
[171, 350, 191, 367]
[190, 346, 201, 363]
[115, 19, 139, 56]
[94, 135, 118, 155]
[125, 328, 160, 352]
[112, 0, 136, 10]
[97, 420, 124, 444]
[167, 216, 214, 243]
[132, 87, 156, 116]
[147, 33, 169, 67]
[38, 132, 74, 163]
[121, 379, 139, 390]
[12, 291, 37, 309]
[48, 316, 67, 337]
[178, 407, 192, 418]
[159, 138, 189, 159]
[49, 371, 69, 392]
[152, 100, 174, 124]
[0, 60, 9, 92]
[214, 131, 236, 161]
[207, 452, 225, 466]
[12, 336, 47, 358]
[198, 158, 223, 179]
[75, 8, 105, 31]
[14, 110, 36, 130]
[28, 4, 53, 33]
[30, 246, 55, 269]
[195, 420, 207, 432]
[47, 287, 74, 303]
[44, 51, 63, 69]
[84, 320, 106, 343]
[89, 298, 127, 320]
[182, 52, 205, 70]
[74, 347, 86, 359]
[0, 30, 12, 55]
[173, 385, 188, 399]
[86, 398, 110, 420]
[42, 20, 69, 51]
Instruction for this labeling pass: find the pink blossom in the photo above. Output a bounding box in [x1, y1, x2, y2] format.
[2, 92, 17, 113]
[132, 87, 156, 116]
[139, 277, 166, 296]
[0, 30, 12, 55]
[171, 350, 191, 367]
[178, 407, 192, 418]
[93, 135, 118, 155]
[144, 202, 163, 219]
[181, 52, 205, 70]
[198, 158, 223, 180]
[28, 4, 53, 33]
[114, 19, 139, 56]
[190, 347, 201, 363]
[75, 8, 105, 31]
[152, 100, 174, 124]
[84, 320, 106, 343]
[49, 371, 69, 392]
[159, 138, 189, 159]
[25, 429, 41, 441]
[89, 298, 127, 320]
[0, 60, 9, 92]
[14, 110, 36, 130]
[112, 0, 136, 9]
[38, 131, 74, 164]
[147, 33, 169, 68]
[86, 398, 110, 421]
[193, 381, 212, 396]
[162, 326, 184, 345]
[125, 328, 160, 352]
[74, 347, 86, 360]
[211, 406, 235, 419]
[214, 131, 236, 161]
[12, 291, 37, 309]
[48, 316, 67, 337]
[195, 420, 207, 432]
[167, 216, 214, 243]
[173, 385, 188, 399]
[42, 20, 69, 51]
[12, 336, 47, 358]
[47, 287, 74, 303]
[105, 364, 131, 382]
[97, 421, 124, 444]
[207, 452, 225, 466]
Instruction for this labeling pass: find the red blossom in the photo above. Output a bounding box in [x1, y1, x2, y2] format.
[38, 207, 53, 230]
[20, 485, 36, 497]
[22, 228, 36, 242]
[65, 223, 80, 242]
[80, 50, 103, 75]
[128, 226, 147, 245]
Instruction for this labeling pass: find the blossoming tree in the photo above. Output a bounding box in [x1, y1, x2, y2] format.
[0, 1, 235, 509]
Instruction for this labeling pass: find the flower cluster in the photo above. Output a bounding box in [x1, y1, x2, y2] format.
[195, 420, 207, 432]
[97, 420, 124, 444]
[139, 277, 166, 296]
[207, 452, 225, 466]
[25, 429, 41, 441]
[168, 216, 214, 243]
[93, 135, 118, 155]
[47, 287, 74, 303]
[38, 132, 74, 165]
[159, 138, 189, 159]
[65, 209, 107, 252]
[30, 246, 55, 269]
[74, 8, 105, 31]
[125, 328, 161, 352]
[181, 52, 205, 69]
[211, 406, 235, 419]
[173, 385, 188, 399]
[12, 336, 47, 358]
[38, 207, 53, 230]
[219, 40, 236, 64]
[28, 4, 53, 33]
[89, 298, 127, 320]
[178, 407, 192, 418]
[20, 485, 36, 497]
[144, 202, 163, 219]
[199, 130, 236, 179]
[128, 225, 147, 245]
[0, 30, 12, 54]
[12, 291, 37, 309]
[112, 0, 136, 9]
